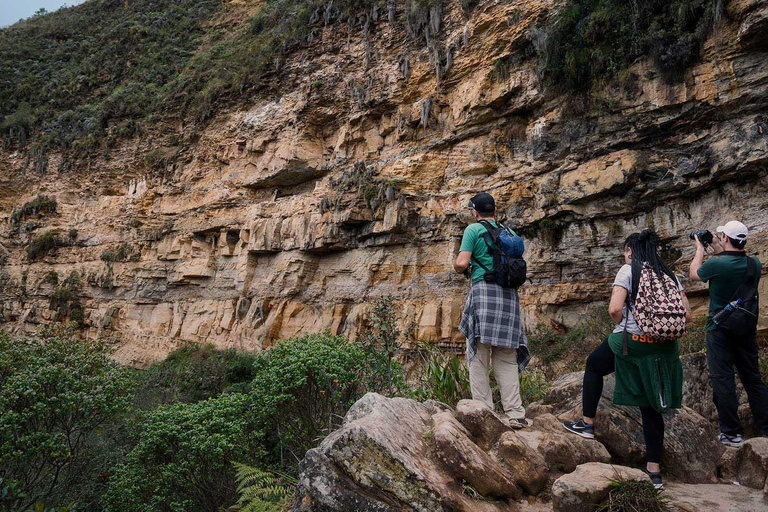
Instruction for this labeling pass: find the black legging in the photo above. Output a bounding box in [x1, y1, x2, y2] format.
[583, 338, 664, 464]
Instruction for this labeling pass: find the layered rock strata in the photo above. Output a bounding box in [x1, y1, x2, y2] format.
[2, 0, 768, 365]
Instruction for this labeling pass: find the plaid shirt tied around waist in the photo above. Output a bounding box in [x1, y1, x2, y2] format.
[459, 280, 530, 372]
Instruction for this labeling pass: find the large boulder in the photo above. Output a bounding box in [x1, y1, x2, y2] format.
[498, 431, 549, 495]
[719, 438, 768, 490]
[455, 399, 512, 450]
[432, 411, 520, 499]
[551, 462, 650, 512]
[542, 371, 724, 482]
[295, 393, 531, 512]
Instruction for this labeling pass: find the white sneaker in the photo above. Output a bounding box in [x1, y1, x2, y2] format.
[718, 433, 744, 447]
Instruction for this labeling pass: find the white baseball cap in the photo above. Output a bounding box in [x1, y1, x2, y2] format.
[716, 220, 749, 241]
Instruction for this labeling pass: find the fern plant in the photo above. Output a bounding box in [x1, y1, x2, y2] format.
[233, 462, 295, 512]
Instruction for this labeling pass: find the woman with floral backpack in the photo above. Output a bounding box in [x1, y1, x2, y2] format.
[562, 230, 692, 490]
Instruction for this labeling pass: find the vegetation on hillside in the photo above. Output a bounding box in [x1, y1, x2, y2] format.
[0, 0, 222, 169]
[539, 0, 723, 90]
[0, 0, 442, 171]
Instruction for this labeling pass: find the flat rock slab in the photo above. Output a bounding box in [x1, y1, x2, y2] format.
[665, 483, 768, 511]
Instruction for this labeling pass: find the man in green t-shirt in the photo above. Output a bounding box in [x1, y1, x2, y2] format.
[689, 220, 768, 447]
[453, 192, 530, 427]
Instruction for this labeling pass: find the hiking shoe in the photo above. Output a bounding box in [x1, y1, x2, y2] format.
[563, 419, 595, 439]
[718, 433, 744, 447]
[644, 469, 663, 490]
[507, 417, 531, 429]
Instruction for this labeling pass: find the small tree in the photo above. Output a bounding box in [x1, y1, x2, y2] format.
[0, 328, 133, 511]
[363, 297, 403, 396]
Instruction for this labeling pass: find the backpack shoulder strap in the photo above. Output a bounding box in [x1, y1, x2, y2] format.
[745, 256, 758, 285]
[477, 219, 496, 233]
[471, 255, 492, 272]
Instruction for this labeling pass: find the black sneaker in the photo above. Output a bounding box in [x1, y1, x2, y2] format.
[718, 433, 744, 447]
[644, 469, 663, 490]
[563, 419, 595, 439]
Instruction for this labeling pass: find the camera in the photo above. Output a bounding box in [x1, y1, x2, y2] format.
[689, 230, 714, 246]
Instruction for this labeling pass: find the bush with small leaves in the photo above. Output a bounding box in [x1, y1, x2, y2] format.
[103, 393, 263, 512]
[0, 329, 133, 511]
[250, 331, 405, 469]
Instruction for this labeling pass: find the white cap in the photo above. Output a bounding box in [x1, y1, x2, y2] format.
[716, 220, 749, 241]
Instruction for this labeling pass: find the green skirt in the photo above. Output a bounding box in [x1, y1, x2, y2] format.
[608, 331, 683, 413]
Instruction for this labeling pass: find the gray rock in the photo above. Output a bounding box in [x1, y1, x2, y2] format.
[551, 462, 649, 512]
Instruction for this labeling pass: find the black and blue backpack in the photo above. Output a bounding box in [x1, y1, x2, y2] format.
[471, 220, 527, 289]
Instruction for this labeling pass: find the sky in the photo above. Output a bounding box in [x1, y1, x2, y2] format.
[0, 0, 87, 28]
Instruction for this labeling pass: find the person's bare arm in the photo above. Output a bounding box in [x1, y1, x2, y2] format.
[609, 286, 628, 324]
[454, 251, 471, 273]
[682, 291, 692, 323]
[689, 235, 706, 281]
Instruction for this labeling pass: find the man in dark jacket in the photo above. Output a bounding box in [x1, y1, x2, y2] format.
[689, 220, 767, 447]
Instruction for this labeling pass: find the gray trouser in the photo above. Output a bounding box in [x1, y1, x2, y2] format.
[468, 341, 525, 419]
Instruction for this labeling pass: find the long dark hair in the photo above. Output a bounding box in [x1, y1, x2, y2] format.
[624, 229, 677, 304]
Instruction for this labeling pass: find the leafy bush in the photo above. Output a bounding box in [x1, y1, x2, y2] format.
[103, 393, 262, 512]
[0, 330, 133, 511]
[27, 230, 64, 260]
[361, 297, 408, 396]
[48, 271, 85, 326]
[136, 343, 259, 407]
[100, 242, 138, 263]
[250, 331, 402, 468]
[540, 0, 721, 90]
[10, 194, 57, 227]
[519, 366, 551, 405]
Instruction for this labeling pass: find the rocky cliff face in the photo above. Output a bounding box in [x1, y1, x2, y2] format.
[1, 0, 768, 366]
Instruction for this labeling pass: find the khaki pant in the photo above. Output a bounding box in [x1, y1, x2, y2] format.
[469, 341, 525, 419]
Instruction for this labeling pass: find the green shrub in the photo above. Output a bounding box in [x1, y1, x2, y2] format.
[597, 477, 670, 511]
[527, 307, 614, 380]
[10, 194, 57, 227]
[136, 343, 259, 407]
[678, 316, 707, 354]
[48, 271, 84, 326]
[361, 296, 408, 396]
[539, 0, 721, 91]
[519, 366, 551, 405]
[42, 270, 59, 285]
[27, 230, 64, 260]
[103, 393, 262, 512]
[250, 331, 401, 469]
[100, 242, 137, 263]
[0, 330, 133, 511]
[411, 342, 471, 406]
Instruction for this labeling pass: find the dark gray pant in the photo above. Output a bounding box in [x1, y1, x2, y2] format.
[706, 327, 768, 436]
